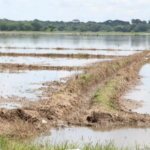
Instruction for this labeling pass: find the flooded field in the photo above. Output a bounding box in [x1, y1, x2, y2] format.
[124, 63, 150, 114]
[0, 33, 150, 148]
[0, 56, 108, 66]
[0, 34, 150, 50]
[0, 48, 137, 56]
[0, 70, 79, 100]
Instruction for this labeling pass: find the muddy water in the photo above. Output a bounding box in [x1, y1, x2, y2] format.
[0, 70, 80, 100]
[0, 56, 110, 66]
[0, 49, 137, 56]
[35, 127, 150, 147]
[0, 34, 150, 50]
[124, 64, 150, 114]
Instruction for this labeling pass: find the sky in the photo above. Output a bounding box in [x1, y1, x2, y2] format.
[0, 0, 150, 22]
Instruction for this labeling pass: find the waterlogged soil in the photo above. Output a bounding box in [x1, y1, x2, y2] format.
[0, 70, 79, 101]
[0, 56, 109, 67]
[124, 64, 150, 114]
[35, 126, 150, 147]
[0, 46, 150, 141]
[0, 48, 137, 56]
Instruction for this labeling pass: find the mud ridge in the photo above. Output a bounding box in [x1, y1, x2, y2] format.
[0, 52, 125, 59]
[0, 63, 87, 71]
[0, 51, 150, 138]
[0, 46, 143, 52]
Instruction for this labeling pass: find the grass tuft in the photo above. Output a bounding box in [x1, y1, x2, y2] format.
[0, 137, 149, 150]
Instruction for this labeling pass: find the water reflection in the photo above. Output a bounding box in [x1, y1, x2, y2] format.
[124, 64, 150, 114]
[0, 70, 79, 100]
[0, 49, 137, 56]
[35, 126, 150, 147]
[0, 34, 150, 50]
[0, 56, 105, 66]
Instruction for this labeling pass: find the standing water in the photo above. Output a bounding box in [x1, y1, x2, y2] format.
[124, 63, 150, 114]
[0, 34, 150, 50]
[35, 126, 150, 147]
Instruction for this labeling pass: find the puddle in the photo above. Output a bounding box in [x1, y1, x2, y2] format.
[0, 102, 22, 109]
[0, 70, 80, 100]
[124, 64, 150, 114]
[0, 56, 110, 66]
[0, 49, 137, 56]
[35, 127, 150, 147]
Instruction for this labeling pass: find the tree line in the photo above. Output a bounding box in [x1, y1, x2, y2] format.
[0, 19, 150, 32]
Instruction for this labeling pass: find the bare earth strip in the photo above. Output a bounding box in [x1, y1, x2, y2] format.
[0, 52, 124, 59]
[0, 46, 143, 51]
[0, 63, 87, 71]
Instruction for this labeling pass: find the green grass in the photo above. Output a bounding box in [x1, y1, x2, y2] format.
[92, 76, 121, 109]
[0, 137, 149, 150]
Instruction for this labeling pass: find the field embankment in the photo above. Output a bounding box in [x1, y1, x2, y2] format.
[0, 51, 150, 138]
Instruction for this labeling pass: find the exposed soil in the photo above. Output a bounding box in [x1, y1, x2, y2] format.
[0, 51, 150, 138]
[0, 63, 87, 71]
[0, 46, 143, 51]
[0, 52, 124, 59]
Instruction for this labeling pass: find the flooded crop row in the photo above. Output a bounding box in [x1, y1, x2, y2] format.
[0, 56, 110, 67]
[0, 48, 137, 56]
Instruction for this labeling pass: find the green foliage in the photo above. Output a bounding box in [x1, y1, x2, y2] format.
[92, 77, 121, 109]
[80, 73, 91, 82]
[0, 19, 149, 32]
[0, 137, 148, 150]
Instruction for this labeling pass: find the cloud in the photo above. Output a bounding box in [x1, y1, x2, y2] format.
[0, 0, 149, 22]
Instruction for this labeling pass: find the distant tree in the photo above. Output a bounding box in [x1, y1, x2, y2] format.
[0, 23, 8, 31]
[80, 25, 86, 32]
[133, 24, 148, 32]
[104, 20, 130, 26]
[72, 19, 80, 23]
[131, 19, 147, 24]
[31, 21, 43, 31]
[0, 18, 149, 32]
[58, 25, 65, 31]
[115, 25, 124, 32]
[49, 25, 55, 32]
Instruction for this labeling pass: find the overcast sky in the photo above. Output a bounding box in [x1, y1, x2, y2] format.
[0, 0, 149, 22]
